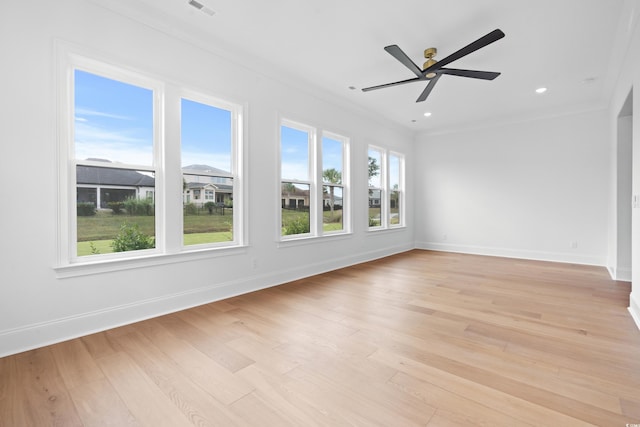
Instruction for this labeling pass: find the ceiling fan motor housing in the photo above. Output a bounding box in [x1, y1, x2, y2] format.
[423, 48, 438, 78]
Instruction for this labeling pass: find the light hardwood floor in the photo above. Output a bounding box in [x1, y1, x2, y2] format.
[1, 250, 639, 426]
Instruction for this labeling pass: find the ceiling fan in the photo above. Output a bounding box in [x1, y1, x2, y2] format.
[362, 29, 505, 102]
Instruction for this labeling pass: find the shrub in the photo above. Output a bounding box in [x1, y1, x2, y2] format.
[283, 216, 310, 235]
[111, 223, 154, 252]
[77, 202, 96, 216]
[184, 203, 197, 215]
[204, 201, 215, 214]
[108, 201, 124, 214]
[124, 197, 154, 216]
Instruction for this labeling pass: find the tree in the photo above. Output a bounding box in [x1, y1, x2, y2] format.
[368, 156, 380, 181]
[322, 168, 342, 218]
[368, 156, 380, 199]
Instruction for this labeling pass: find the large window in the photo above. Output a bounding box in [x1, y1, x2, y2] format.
[280, 119, 349, 239]
[73, 69, 158, 257]
[368, 146, 404, 230]
[58, 52, 243, 268]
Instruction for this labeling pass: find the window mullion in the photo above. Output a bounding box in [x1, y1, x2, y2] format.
[163, 85, 182, 253]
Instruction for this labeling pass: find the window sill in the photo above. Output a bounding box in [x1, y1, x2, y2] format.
[277, 231, 353, 248]
[366, 225, 407, 234]
[54, 245, 248, 279]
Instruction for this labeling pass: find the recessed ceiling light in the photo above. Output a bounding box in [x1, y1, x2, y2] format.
[535, 87, 547, 94]
[423, 112, 432, 117]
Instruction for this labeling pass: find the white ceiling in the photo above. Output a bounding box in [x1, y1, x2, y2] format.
[96, 0, 635, 134]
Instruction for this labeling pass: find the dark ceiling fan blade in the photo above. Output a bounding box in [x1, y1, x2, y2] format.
[439, 68, 501, 80]
[423, 29, 505, 75]
[361, 76, 422, 92]
[416, 74, 441, 102]
[384, 45, 426, 79]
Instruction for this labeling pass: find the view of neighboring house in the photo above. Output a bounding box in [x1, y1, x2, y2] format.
[182, 164, 233, 207]
[281, 185, 343, 210]
[77, 161, 234, 209]
[76, 161, 155, 209]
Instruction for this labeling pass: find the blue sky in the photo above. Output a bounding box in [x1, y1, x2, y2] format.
[74, 70, 231, 172]
[280, 125, 343, 182]
[75, 70, 154, 166]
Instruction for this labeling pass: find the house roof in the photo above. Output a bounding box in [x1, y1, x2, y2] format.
[182, 164, 230, 175]
[186, 182, 233, 193]
[77, 165, 155, 187]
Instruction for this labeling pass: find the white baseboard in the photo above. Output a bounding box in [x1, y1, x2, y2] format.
[629, 292, 640, 332]
[0, 243, 413, 358]
[415, 241, 605, 266]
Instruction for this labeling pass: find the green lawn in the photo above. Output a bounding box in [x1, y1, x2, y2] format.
[281, 208, 344, 235]
[77, 207, 348, 256]
[77, 208, 233, 256]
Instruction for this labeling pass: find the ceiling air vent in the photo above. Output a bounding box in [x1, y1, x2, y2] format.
[188, 0, 215, 16]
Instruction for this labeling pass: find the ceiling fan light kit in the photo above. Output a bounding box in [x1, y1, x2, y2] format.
[362, 29, 505, 103]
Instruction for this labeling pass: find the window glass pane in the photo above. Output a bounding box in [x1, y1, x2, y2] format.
[389, 154, 401, 225]
[281, 182, 310, 236]
[182, 173, 234, 246]
[323, 185, 343, 232]
[76, 166, 155, 256]
[181, 99, 234, 246]
[368, 188, 382, 227]
[181, 99, 232, 173]
[74, 70, 153, 166]
[281, 126, 309, 181]
[390, 191, 400, 225]
[389, 154, 400, 191]
[322, 136, 343, 183]
[368, 148, 381, 188]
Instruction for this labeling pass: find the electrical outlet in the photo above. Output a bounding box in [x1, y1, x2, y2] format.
[570, 241, 578, 249]
[251, 258, 258, 269]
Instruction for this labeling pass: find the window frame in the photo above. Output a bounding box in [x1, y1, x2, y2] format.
[179, 90, 244, 250]
[55, 45, 246, 277]
[278, 118, 350, 242]
[320, 131, 349, 236]
[388, 151, 405, 228]
[367, 145, 405, 231]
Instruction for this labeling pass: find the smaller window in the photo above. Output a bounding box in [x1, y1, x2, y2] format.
[389, 153, 404, 227]
[367, 146, 404, 230]
[280, 123, 313, 238]
[368, 147, 384, 228]
[322, 134, 345, 234]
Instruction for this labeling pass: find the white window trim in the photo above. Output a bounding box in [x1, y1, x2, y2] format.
[55, 43, 246, 277]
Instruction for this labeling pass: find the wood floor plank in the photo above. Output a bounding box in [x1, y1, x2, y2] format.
[1, 250, 639, 426]
[95, 351, 192, 426]
[11, 348, 83, 426]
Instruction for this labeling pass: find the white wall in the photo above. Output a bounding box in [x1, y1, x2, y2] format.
[0, 0, 414, 357]
[608, 1, 640, 328]
[414, 110, 610, 266]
